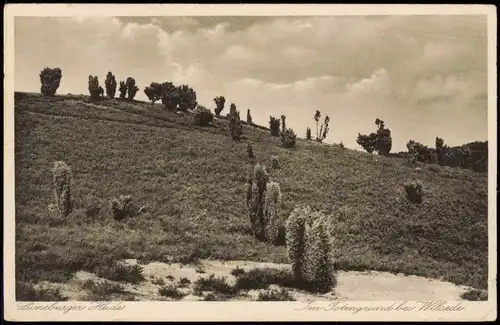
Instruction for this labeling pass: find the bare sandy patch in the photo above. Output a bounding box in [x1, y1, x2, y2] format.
[34, 259, 474, 301]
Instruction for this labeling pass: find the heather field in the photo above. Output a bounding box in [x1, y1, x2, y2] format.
[14, 92, 489, 301]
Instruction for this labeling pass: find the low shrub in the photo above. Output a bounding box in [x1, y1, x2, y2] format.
[110, 195, 137, 220]
[460, 289, 488, 301]
[234, 267, 295, 290]
[193, 106, 214, 126]
[257, 287, 296, 301]
[231, 266, 246, 277]
[158, 284, 186, 300]
[82, 279, 124, 301]
[95, 262, 144, 284]
[281, 128, 297, 148]
[271, 155, 279, 169]
[17, 282, 68, 301]
[203, 292, 218, 301]
[178, 277, 191, 288]
[247, 143, 254, 159]
[193, 274, 236, 295]
[151, 277, 165, 286]
[404, 179, 423, 204]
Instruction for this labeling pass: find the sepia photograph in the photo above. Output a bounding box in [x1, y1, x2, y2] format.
[3, 3, 497, 322]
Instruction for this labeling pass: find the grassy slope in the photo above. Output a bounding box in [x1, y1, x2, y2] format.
[14, 92, 488, 295]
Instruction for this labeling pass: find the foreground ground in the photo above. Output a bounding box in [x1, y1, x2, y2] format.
[14, 92, 489, 300]
[32, 259, 475, 301]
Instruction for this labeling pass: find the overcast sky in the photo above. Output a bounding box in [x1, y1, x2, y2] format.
[14, 15, 488, 151]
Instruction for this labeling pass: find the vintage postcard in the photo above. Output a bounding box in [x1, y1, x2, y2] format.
[3, 3, 497, 322]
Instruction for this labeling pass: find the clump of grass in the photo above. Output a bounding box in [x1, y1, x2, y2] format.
[230, 266, 246, 277]
[178, 277, 191, 288]
[404, 179, 423, 204]
[193, 274, 236, 295]
[460, 288, 488, 301]
[195, 265, 206, 274]
[82, 279, 124, 301]
[158, 284, 186, 300]
[95, 262, 144, 284]
[166, 275, 175, 281]
[257, 288, 296, 301]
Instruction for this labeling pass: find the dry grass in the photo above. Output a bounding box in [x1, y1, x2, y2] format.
[14, 92, 488, 300]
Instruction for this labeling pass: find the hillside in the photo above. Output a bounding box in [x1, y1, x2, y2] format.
[14, 92, 489, 300]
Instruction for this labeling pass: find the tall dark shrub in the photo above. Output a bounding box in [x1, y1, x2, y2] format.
[247, 109, 253, 125]
[316, 115, 330, 143]
[88, 75, 104, 100]
[118, 81, 127, 99]
[40, 67, 62, 96]
[247, 143, 254, 159]
[357, 133, 378, 153]
[306, 127, 312, 140]
[269, 116, 281, 137]
[435, 137, 446, 165]
[286, 206, 309, 281]
[144, 82, 163, 103]
[52, 161, 72, 218]
[228, 104, 243, 140]
[213, 96, 226, 117]
[264, 181, 283, 244]
[281, 115, 286, 134]
[104, 72, 117, 99]
[374, 119, 392, 156]
[406, 140, 434, 163]
[302, 215, 336, 293]
[178, 85, 197, 111]
[248, 164, 269, 240]
[357, 118, 392, 155]
[126, 77, 139, 100]
[162, 82, 180, 110]
[314, 111, 321, 140]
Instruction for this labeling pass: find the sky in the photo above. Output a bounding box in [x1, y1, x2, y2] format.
[14, 15, 488, 152]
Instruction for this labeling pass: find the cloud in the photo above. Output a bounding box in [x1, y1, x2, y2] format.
[14, 15, 488, 151]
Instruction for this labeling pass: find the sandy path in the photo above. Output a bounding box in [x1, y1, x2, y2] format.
[34, 259, 474, 301]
